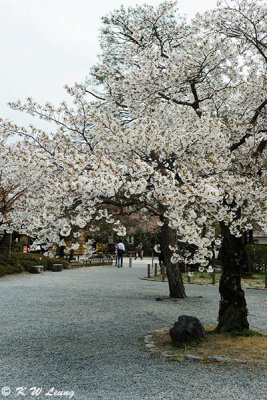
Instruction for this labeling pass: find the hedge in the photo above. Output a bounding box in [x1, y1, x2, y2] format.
[0, 253, 70, 278]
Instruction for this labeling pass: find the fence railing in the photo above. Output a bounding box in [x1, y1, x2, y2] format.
[70, 257, 115, 268]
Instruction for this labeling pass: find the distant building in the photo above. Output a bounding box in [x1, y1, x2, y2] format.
[253, 231, 267, 245]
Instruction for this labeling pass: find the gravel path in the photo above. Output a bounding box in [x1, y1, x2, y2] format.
[0, 259, 266, 400]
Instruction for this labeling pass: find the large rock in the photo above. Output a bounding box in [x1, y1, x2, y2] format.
[169, 315, 205, 345]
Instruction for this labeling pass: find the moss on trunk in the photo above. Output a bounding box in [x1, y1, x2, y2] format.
[216, 222, 249, 332]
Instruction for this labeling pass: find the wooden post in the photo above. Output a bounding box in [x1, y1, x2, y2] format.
[187, 266, 191, 283]
[147, 264, 151, 278]
[212, 270, 216, 285]
[129, 257, 132, 268]
[154, 263, 157, 277]
[161, 265, 165, 281]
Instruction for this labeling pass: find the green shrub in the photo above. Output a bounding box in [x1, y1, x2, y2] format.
[0, 253, 70, 277]
[0, 254, 24, 277]
[14, 243, 23, 252]
[45, 257, 71, 270]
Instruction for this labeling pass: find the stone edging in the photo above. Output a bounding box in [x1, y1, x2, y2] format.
[143, 331, 252, 364]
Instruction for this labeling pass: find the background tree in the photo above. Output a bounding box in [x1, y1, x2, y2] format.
[0, 139, 29, 256]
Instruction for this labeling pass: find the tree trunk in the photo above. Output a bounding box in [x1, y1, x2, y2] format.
[241, 231, 253, 278]
[160, 223, 186, 298]
[68, 249, 75, 261]
[59, 246, 65, 258]
[0, 231, 12, 257]
[216, 222, 249, 332]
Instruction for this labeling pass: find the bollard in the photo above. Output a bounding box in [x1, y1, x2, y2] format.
[187, 267, 191, 283]
[155, 263, 158, 277]
[212, 270, 216, 285]
[265, 271, 267, 289]
[129, 257, 132, 268]
[147, 264, 151, 278]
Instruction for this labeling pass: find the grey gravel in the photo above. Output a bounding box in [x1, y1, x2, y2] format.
[0, 259, 266, 400]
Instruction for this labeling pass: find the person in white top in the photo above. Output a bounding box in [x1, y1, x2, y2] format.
[117, 241, 125, 267]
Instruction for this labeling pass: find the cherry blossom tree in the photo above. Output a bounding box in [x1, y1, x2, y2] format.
[83, 0, 267, 327]
[199, 0, 267, 331]
[0, 138, 29, 255]
[0, 0, 266, 332]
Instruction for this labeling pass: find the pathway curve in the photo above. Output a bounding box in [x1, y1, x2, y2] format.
[0, 259, 266, 400]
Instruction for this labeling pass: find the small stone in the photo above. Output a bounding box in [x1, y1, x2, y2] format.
[207, 355, 230, 362]
[182, 355, 203, 361]
[145, 344, 156, 349]
[30, 265, 44, 274]
[150, 348, 160, 354]
[144, 335, 152, 340]
[162, 351, 176, 358]
[52, 264, 63, 272]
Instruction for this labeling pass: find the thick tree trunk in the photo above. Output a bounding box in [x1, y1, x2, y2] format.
[0, 232, 12, 257]
[216, 222, 249, 332]
[160, 223, 186, 298]
[241, 231, 253, 278]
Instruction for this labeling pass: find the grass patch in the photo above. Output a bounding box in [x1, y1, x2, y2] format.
[224, 329, 264, 338]
[151, 326, 267, 365]
[148, 271, 266, 289]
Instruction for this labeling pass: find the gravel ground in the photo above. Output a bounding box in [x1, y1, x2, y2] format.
[0, 258, 266, 400]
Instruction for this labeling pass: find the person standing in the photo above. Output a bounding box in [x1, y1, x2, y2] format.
[117, 241, 125, 267]
[134, 245, 138, 260]
[137, 243, 143, 260]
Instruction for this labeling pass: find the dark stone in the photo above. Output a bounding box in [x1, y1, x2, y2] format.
[52, 264, 63, 272]
[30, 265, 44, 274]
[169, 315, 205, 344]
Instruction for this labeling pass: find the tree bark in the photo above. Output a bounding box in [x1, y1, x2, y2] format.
[160, 223, 186, 298]
[216, 222, 249, 332]
[0, 231, 12, 257]
[241, 231, 253, 278]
